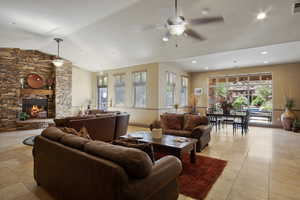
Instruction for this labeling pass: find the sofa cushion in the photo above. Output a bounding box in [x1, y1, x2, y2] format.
[60, 134, 90, 150]
[112, 139, 155, 163]
[183, 115, 209, 131]
[41, 127, 68, 141]
[163, 129, 192, 137]
[161, 114, 184, 130]
[84, 141, 152, 179]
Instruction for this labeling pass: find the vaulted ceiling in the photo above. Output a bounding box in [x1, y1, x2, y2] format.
[1, 0, 300, 71]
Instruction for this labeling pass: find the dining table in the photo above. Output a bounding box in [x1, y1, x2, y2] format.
[206, 111, 247, 131]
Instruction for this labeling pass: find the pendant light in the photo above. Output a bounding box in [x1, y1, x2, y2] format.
[52, 38, 64, 67]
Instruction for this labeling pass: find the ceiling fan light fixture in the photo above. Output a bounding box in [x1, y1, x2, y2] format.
[162, 36, 169, 42]
[169, 24, 185, 36]
[261, 51, 268, 55]
[257, 12, 267, 20]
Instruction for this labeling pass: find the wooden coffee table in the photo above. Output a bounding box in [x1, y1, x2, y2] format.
[121, 131, 198, 163]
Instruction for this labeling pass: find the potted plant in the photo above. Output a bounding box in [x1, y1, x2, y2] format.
[232, 96, 248, 111]
[221, 101, 232, 114]
[219, 96, 233, 114]
[149, 120, 162, 139]
[19, 112, 29, 121]
[281, 98, 297, 131]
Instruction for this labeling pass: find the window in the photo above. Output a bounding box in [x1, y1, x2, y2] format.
[97, 75, 108, 109]
[180, 76, 188, 106]
[133, 71, 147, 107]
[165, 72, 176, 106]
[114, 74, 126, 106]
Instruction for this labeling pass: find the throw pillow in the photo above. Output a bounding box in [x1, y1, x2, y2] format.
[112, 139, 155, 163]
[161, 114, 184, 130]
[58, 127, 78, 135]
[58, 126, 91, 140]
[77, 126, 91, 139]
[183, 114, 209, 131]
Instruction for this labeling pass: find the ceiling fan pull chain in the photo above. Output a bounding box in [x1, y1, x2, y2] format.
[57, 40, 60, 58]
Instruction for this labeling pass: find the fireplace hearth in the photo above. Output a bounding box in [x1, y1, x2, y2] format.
[22, 99, 48, 118]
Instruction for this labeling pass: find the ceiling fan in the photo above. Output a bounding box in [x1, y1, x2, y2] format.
[157, 0, 224, 42]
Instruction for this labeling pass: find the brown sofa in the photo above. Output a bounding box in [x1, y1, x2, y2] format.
[54, 113, 129, 142]
[33, 127, 182, 200]
[158, 113, 212, 152]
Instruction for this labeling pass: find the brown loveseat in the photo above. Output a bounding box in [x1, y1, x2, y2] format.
[54, 113, 129, 142]
[33, 127, 182, 200]
[158, 113, 212, 152]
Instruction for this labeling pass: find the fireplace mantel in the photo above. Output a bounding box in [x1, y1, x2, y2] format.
[20, 89, 54, 96]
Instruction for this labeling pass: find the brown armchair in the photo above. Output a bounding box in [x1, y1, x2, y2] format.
[151, 113, 212, 152]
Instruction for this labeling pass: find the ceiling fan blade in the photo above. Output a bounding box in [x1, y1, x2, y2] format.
[189, 16, 224, 25]
[185, 29, 206, 41]
[131, 24, 165, 32]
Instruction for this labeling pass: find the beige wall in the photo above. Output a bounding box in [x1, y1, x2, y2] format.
[190, 63, 300, 125]
[72, 66, 94, 115]
[93, 63, 190, 126]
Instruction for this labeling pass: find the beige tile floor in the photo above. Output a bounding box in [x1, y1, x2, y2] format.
[0, 126, 300, 200]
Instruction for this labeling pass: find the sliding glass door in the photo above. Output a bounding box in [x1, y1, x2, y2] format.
[208, 73, 272, 124]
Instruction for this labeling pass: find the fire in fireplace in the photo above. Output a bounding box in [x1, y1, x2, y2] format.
[22, 99, 48, 118]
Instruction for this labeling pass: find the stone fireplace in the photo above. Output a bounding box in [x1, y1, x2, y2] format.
[0, 48, 72, 132]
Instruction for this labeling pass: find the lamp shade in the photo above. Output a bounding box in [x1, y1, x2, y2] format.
[52, 59, 64, 67]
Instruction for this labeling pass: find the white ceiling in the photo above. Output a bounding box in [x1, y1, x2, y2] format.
[164, 41, 300, 72]
[1, 0, 300, 72]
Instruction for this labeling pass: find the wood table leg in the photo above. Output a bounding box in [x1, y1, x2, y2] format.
[173, 150, 183, 162]
[190, 144, 196, 164]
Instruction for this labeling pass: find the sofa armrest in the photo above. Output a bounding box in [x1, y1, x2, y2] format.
[192, 125, 212, 138]
[124, 156, 182, 200]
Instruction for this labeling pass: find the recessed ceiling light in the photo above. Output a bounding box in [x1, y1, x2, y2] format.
[257, 12, 267, 20]
[201, 8, 210, 15]
[10, 22, 16, 25]
[261, 51, 268, 55]
[263, 61, 269, 64]
[162, 37, 169, 42]
[192, 60, 197, 64]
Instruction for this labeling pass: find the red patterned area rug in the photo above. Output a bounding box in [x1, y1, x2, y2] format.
[156, 154, 227, 200]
